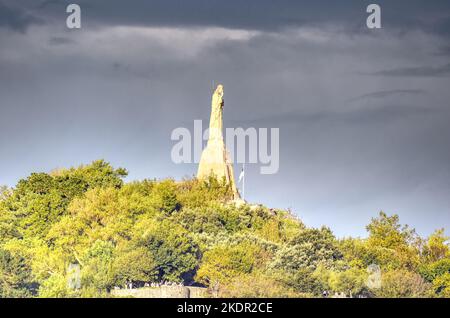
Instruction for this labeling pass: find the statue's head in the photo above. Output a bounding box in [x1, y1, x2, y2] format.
[215, 84, 224, 97]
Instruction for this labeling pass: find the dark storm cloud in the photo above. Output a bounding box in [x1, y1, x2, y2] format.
[240, 103, 439, 128]
[371, 63, 450, 77]
[0, 1, 43, 32]
[2, 0, 450, 37]
[435, 45, 450, 56]
[1, 1, 450, 237]
[431, 16, 450, 38]
[339, 104, 441, 123]
[349, 89, 426, 102]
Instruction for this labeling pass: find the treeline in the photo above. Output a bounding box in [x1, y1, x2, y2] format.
[0, 160, 449, 298]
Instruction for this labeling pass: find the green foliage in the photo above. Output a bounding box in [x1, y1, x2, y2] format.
[38, 274, 75, 298]
[196, 242, 258, 286]
[275, 267, 325, 295]
[270, 227, 342, 272]
[136, 218, 199, 282]
[419, 258, 450, 297]
[0, 161, 448, 298]
[420, 258, 450, 282]
[112, 244, 157, 286]
[0, 248, 36, 297]
[177, 176, 234, 208]
[375, 270, 432, 298]
[432, 272, 450, 297]
[362, 212, 420, 270]
[81, 240, 115, 292]
[327, 267, 367, 297]
[1, 160, 127, 240]
[150, 180, 181, 215]
[422, 229, 449, 263]
[52, 159, 128, 189]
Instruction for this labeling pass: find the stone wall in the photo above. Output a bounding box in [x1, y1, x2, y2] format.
[110, 286, 208, 298]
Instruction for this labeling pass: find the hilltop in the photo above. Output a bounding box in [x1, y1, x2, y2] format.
[0, 160, 449, 298]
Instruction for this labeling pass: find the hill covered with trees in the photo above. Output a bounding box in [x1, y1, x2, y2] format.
[0, 160, 449, 298]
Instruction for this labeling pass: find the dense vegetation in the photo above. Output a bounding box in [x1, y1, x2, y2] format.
[0, 160, 449, 298]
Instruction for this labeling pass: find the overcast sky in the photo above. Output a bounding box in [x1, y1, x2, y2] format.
[1, 0, 449, 237]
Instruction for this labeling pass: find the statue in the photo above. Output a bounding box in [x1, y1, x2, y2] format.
[197, 84, 240, 199]
[209, 84, 224, 140]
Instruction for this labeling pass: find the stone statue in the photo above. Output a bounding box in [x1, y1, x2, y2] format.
[209, 84, 224, 140]
[197, 84, 240, 199]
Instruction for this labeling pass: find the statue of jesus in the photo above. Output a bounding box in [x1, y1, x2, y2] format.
[209, 84, 224, 141]
[197, 84, 240, 200]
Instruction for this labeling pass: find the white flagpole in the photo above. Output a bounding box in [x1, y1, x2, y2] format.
[243, 163, 245, 200]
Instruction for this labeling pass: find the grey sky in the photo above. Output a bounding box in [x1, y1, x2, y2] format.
[1, 0, 449, 237]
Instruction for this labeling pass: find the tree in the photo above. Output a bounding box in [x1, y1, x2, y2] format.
[135, 218, 199, 283]
[38, 274, 75, 298]
[270, 227, 341, 272]
[375, 270, 432, 298]
[284, 267, 325, 296]
[367, 212, 416, 248]
[1, 160, 128, 240]
[0, 161, 448, 298]
[422, 229, 449, 263]
[420, 258, 450, 282]
[0, 248, 36, 297]
[54, 159, 127, 189]
[196, 243, 258, 287]
[365, 212, 419, 270]
[419, 258, 450, 297]
[150, 179, 181, 215]
[432, 272, 450, 297]
[176, 176, 235, 210]
[327, 267, 367, 297]
[112, 244, 158, 287]
[80, 240, 115, 294]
